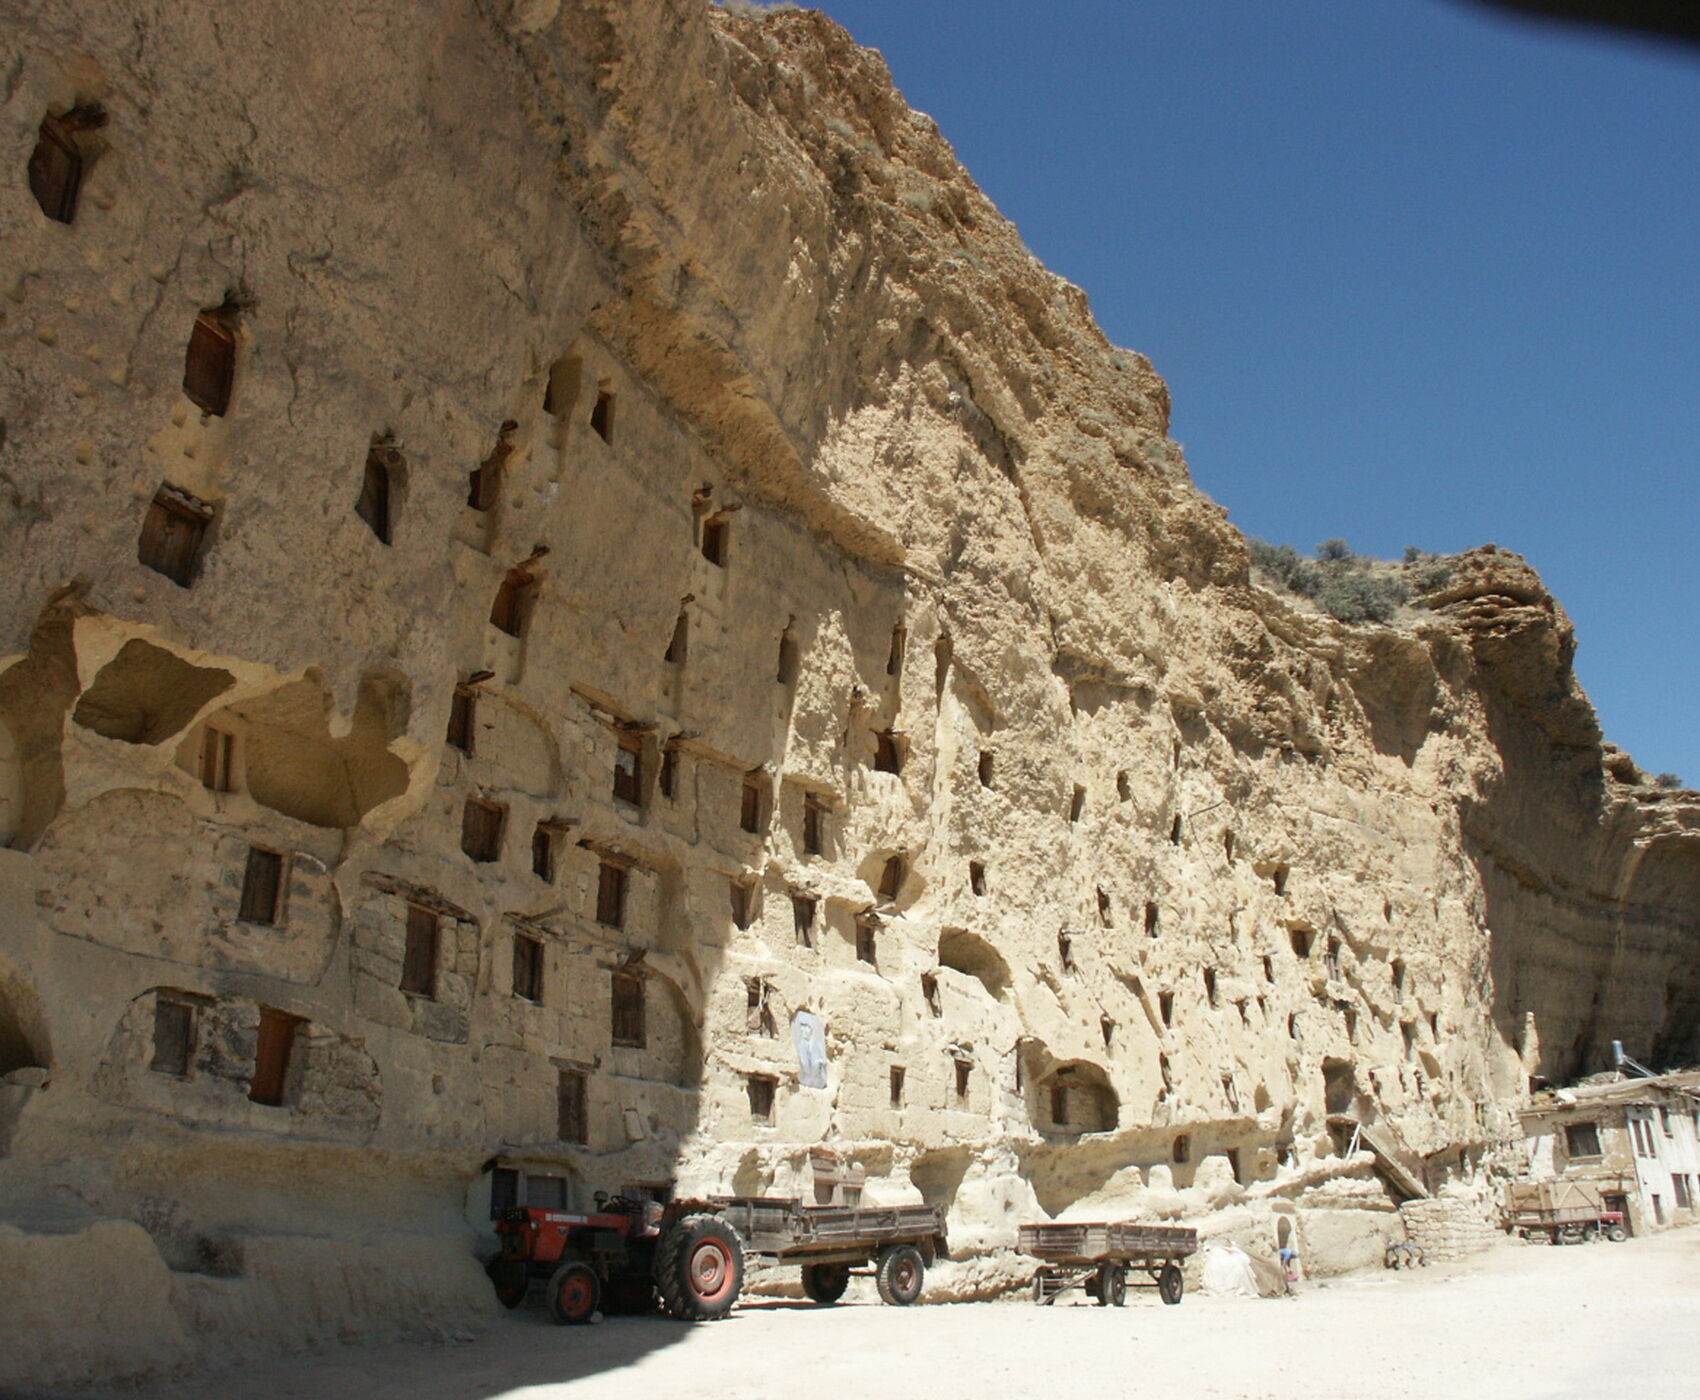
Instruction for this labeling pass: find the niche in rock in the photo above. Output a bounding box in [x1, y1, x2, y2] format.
[909, 1146, 971, 1210]
[1322, 1057, 1358, 1116]
[0, 972, 49, 1077]
[937, 927, 1010, 1001]
[72, 640, 234, 746]
[223, 675, 409, 828]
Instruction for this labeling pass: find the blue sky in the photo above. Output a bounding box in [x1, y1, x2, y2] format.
[806, 0, 1699, 782]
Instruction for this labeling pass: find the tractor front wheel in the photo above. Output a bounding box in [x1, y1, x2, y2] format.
[546, 1261, 601, 1325]
[801, 1262, 851, 1305]
[655, 1215, 745, 1321]
[875, 1244, 925, 1306]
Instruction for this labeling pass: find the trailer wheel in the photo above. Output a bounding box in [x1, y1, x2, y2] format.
[1606, 1223, 1628, 1243]
[545, 1261, 600, 1325]
[1099, 1265, 1126, 1308]
[655, 1215, 744, 1321]
[801, 1263, 851, 1304]
[875, 1244, 925, 1306]
[485, 1259, 529, 1310]
[1158, 1262, 1184, 1305]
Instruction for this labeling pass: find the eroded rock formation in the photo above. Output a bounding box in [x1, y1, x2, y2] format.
[1, 0, 1696, 1387]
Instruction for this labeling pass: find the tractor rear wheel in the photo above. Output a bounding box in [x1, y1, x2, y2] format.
[655, 1214, 744, 1321]
[875, 1244, 925, 1306]
[545, 1261, 601, 1325]
[801, 1263, 851, 1304]
[1158, 1262, 1184, 1305]
[485, 1259, 529, 1310]
[1606, 1223, 1628, 1243]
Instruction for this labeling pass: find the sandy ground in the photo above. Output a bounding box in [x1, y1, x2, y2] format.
[51, 1228, 1700, 1400]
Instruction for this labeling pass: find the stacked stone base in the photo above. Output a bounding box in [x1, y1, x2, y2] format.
[1398, 1197, 1504, 1263]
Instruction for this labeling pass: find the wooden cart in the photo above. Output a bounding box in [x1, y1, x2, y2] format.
[1017, 1221, 1198, 1306]
[710, 1196, 948, 1305]
[1505, 1181, 1630, 1245]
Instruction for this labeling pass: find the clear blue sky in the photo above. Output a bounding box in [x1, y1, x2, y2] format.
[805, 0, 1700, 782]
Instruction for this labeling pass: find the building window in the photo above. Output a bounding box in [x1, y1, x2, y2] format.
[249, 1008, 299, 1107]
[596, 861, 627, 929]
[590, 386, 614, 443]
[28, 106, 104, 223]
[513, 933, 544, 1003]
[954, 1058, 971, 1102]
[198, 726, 235, 792]
[874, 731, 902, 774]
[1226, 1147, 1243, 1183]
[446, 687, 476, 755]
[490, 1166, 520, 1218]
[238, 847, 286, 925]
[921, 972, 941, 1018]
[1661, 1106, 1674, 1137]
[532, 824, 557, 882]
[890, 1065, 905, 1108]
[664, 610, 688, 666]
[467, 421, 515, 511]
[611, 971, 646, 1049]
[401, 904, 439, 998]
[741, 772, 765, 833]
[747, 1073, 777, 1123]
[490, 566, 536, 638]
[887, 624, 906, 677]
[356, 436, 400, 544]
[183, 306, 237, 416]
[878, 854, 905, 902]
[461, 797, 505, 862]
[660, 743, 679, 799]
[151, 997, 196, 1078]
[745, 978, 776, 1037]
[557, 1068, 587, 1144]
[1674, 1175, 1693, 1210]
[802, 794, 825, 855]
[1290, 927, 1313, 958]
[1173, 1134, 1191, 1164]
[788, 890, 816, 944]
[730, 878, 755, 931]
[613, 733, 643, 805]
[137, 485, 213, 587]
[1050, 1081, 1069, 1126]
[855, 916, 878, 966]
[777, 627, 800, 686]
[701, 512, 729, 566]
[969, 861, 987, 896]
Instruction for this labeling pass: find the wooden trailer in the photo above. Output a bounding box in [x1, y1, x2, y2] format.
[1505, 1181, 1630, 1244]
[710, 1196, 949, 1305]
[1018, 1221, 1198, 1306]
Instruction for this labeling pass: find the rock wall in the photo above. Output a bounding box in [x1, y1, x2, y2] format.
[1, 0, 1697, 1386]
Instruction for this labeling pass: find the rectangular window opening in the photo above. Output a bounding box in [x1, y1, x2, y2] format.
[741, 773, 764, 834]
[151, 997, 195, 1078]
[730, 878, 756, 931]
[199, 726, 235, 793]
[792, 892, 817, 948]
[557, 1068, 587, 1144]
[596, 860, 627, 929]
[747, 1073, 777, 1123]
[490, 567, 535, 638]
[531, 824, 556, 883]
[954, 1058, 971, 1102]
[138, 485, 213, 587]
[701, 512, 729, 566]
[590, 387, 614, 443]
[461, 797, 505, 863]
[401, 904, 439, 998]
[611, 971, 646, 1048]
[890, 1065, 905, 1108]
[887, 624, 906, 677]
[513, 933, 544, 1003]
[969, 861, 987, 897]
[613, 733, 644, 806]
[745, 978, 777, 1037]
[802, 794, 825, 855]
[183, 308, 237, 417]
[467, 422, 515, 511]
[855, 916, 878, 966]
[874, 731, 902, 775]
[447, 687, 476, 755]
[357, 437, 398, 544]
[238, 847, 285, 925]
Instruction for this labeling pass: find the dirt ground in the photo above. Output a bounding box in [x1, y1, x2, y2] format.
[56, 1228, 1700, 1400]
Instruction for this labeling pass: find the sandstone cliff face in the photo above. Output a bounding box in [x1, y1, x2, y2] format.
[1, 0, 1695, 1385]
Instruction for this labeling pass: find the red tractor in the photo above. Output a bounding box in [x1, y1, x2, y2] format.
[486, 1191, 744, 1324]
